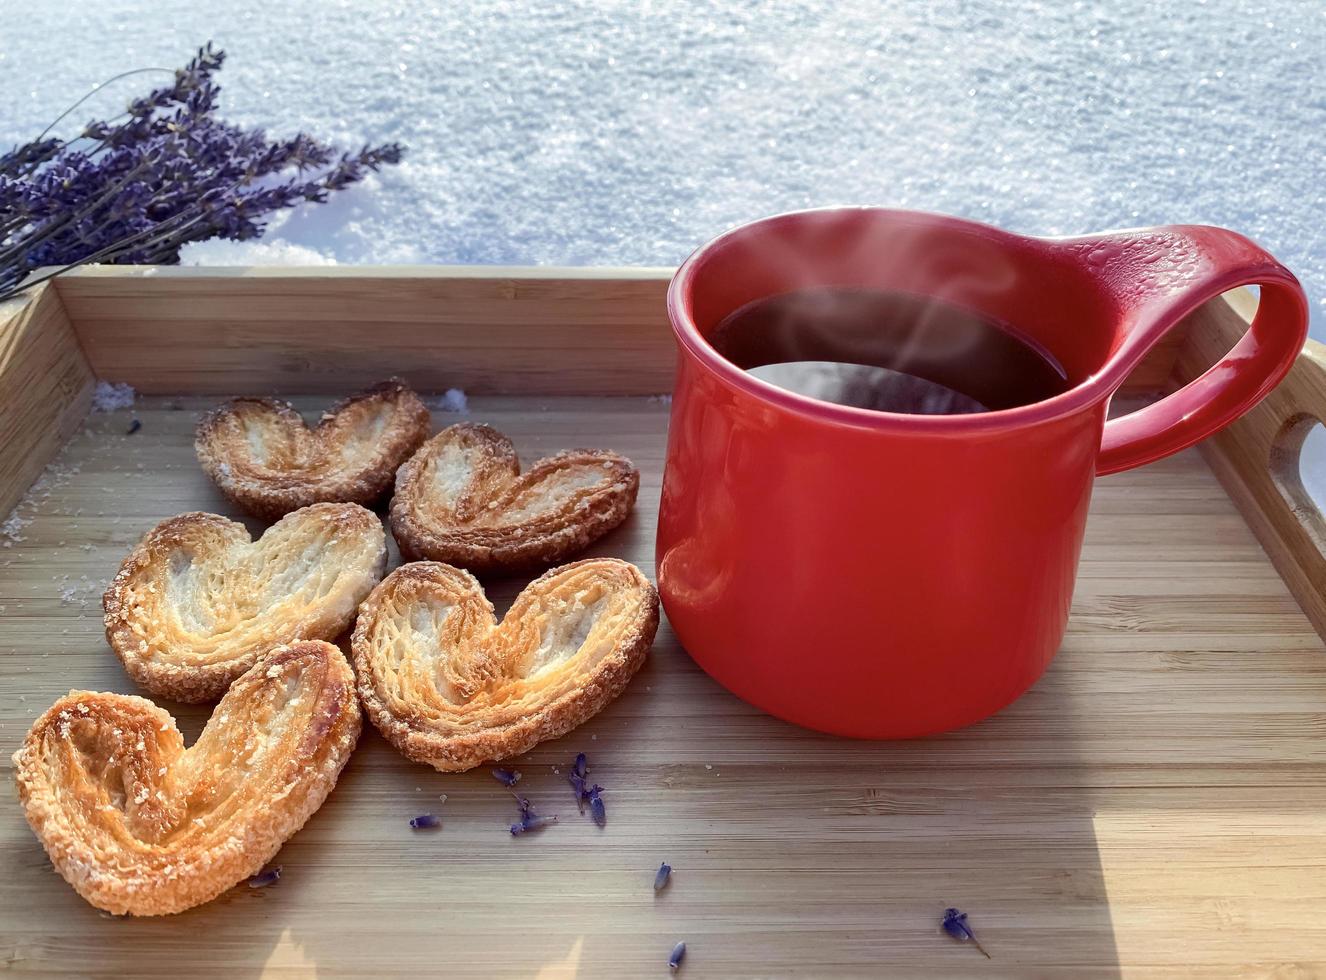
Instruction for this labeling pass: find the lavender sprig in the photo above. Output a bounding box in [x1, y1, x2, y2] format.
[654, 862, 672, 891]
[409, 814, 442, 830]
[941, 908, 990, 958]
[0, 42, 403, 301]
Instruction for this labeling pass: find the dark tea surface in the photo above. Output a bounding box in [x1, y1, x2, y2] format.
[709, 287, 1068, 414]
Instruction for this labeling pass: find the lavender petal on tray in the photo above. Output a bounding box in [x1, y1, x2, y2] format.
[654, 862, 672, 891]
[669, 941, 687, 971]
[509, 793, 557, 836]
[409, 813, 442, 830]
[492, 767, 521, 787]
[247, 866, 282, 888]
[941, 907, 990, 958]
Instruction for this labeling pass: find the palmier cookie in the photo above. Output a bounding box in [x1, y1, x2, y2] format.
[13, 641, 361, 916]
[104, 502, 386, 702]
[352, 558, 658, 772]
[389, 423, 639, 574]
[196, 378, 430, 520]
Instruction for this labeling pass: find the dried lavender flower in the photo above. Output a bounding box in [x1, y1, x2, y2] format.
[573, 753, 587, 779]
[492, 768, 521, 787]
[510, 813, 559, 835]
[125, 418, 142, 435]
[509, 793, 557, 835]
[668, 941, 686, 971]
[654, 862, 672, 891]
[409, 814, 442, 830]
[0, 42, 403, 302]
[568, 773, 587, 812]
[588, 786, 606, 828]
[941, 908, 990, 958]
[247, 866, 281, 888]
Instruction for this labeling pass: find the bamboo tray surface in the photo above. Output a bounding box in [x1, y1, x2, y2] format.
[1, 271, 1325, 978]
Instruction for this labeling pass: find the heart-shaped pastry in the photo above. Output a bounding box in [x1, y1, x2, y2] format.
[352, 558, 658, 772]
[104, 503, 386, 702]
[389, 423, 639, 573]
[196, 378, 431, 520]
[12, 640, 361, 916]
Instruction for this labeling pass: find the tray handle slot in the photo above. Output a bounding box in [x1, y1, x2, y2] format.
[1174, 288, 1326, 639]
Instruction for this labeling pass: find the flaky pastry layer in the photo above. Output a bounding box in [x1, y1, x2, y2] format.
[104, 503, 386, 702]
[196, 378, 431, 520]
[389, 422, 639, 573]
[13, 641, 361, 916]
[352, 558, 658, 771]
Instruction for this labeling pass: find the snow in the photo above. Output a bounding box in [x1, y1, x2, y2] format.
[182, 238, 337, 267]
[432, 389, 470, 415]
[90, 381, 135, 412]
[0, 0, 1320, 335]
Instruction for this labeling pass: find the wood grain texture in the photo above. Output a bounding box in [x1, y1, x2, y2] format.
[51, 266, 1179, 397]
[1174, 291, 1326, 637]
[2, 394, 1324, 978]
[0, 284, 94, 516]
[54, 267, 676, 396]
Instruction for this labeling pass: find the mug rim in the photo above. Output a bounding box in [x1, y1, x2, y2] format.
[666, 206, 1121, 433]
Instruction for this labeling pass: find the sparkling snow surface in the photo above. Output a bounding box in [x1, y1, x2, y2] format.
[1, 1, 1322, 324]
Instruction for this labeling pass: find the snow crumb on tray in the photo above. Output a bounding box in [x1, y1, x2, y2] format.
[91, 381, 135, 412]
[1, 513, 30, 547]
[432, 389, 469, 414]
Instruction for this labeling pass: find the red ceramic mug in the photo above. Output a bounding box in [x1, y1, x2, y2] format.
[656, 208, 1309, 738]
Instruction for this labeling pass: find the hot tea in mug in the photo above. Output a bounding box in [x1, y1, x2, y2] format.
[710, 286, 1069, 415]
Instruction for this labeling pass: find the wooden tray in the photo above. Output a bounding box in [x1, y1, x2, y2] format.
[1, 269, 1324, 978]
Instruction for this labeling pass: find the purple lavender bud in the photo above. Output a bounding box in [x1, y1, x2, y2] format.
[126, 418, 142, 435]
[492, 768, 521, 787]
[510, 813, 558, 835]
[588, 787, 606, 828]
[247, 866, 281, 888]
[409, 814, 441, 830]
[568, 773, 587, 811]
[573, 753, 587, 779]
[654, 863, 672, 891]
[941, 908, 990, 958]
[668, 941, 686, 970]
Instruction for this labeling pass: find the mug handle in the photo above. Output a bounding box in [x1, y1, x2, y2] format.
[1062, 225, 1309, 476]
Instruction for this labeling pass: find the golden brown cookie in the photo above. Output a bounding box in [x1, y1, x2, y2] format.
[12, 641, 361, 916]
[196, 378, 430, 520]
[352, 558, 658, 772]
[104, 503, 386, 702]
[389, 422, 639, 573]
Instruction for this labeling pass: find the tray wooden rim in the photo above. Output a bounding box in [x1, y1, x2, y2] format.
[1, 268, 1322, 637]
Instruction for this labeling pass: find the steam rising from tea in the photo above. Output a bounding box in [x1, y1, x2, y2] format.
[710, 287, 1068, 415]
